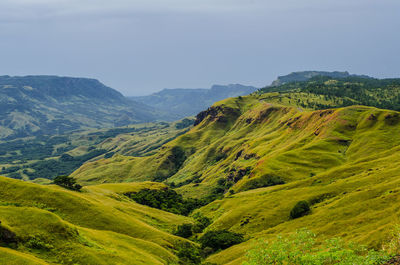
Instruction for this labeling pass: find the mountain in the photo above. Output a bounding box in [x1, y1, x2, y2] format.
[71, 76, 400, 264]
[0, 75, 156, 139]
[4, 75, 400, 264]
[270, 71, 372, 86]
[130, 84, 258, 120]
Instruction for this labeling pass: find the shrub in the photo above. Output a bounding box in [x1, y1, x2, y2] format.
[290, 200, 310, 219]
[193, 214, 212, 233]
[125, 188, 206, 216]
[199, 230, 244, 252]
[243, 175, 285, 191]
[53, 175, 82, 191]
[243, 229, 391, 265]
[176, 242, 201, 264]
[174, 224, 193, 238]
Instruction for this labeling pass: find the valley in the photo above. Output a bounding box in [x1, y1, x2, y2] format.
[2, 73, 400, 264]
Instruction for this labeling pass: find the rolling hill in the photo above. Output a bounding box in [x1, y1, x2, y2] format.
[0, 177, 193, 264]
[71, 76, 400, 264]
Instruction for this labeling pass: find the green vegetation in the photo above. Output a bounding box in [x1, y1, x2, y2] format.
[6, 74, 400, 264]
[0, 177, 191, 264]
[53, 175, 82, 191]
[125, 188, 205, 216]
[262, 76, 400, 111]
[174, 223, 194, 238]
[243, 229, 390, 265]
[290, 200, 311, 219]
[0, 120, 191, 181]
[199, 230, 244, 253]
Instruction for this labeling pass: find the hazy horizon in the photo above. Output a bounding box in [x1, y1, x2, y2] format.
[1, 0, 399, 96]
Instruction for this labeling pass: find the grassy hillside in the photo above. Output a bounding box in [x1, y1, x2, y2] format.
[0, 177, 194, 264]
[71, 82, 400, 263]
[0, 119, 192, 182]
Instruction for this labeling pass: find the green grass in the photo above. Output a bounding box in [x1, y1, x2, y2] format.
[0, 177, 194, 264]
[70, 91, 400, 264]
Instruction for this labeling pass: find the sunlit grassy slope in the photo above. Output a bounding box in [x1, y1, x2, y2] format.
[71, 89, 400, 264]
[0, 177, 193, 264]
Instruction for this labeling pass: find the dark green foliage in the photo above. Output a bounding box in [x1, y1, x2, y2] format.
[53, 175, 82, 191]
[261, 76, 400, 111]
[199, 230, 244, 252]
[176, 242, 202, 265]
[25, 235, 53, 250]
[243, 175, 285, 191]
[0, 223, 17, 245]
[25, 149, 107, 180]
[125, 188, 206, 216]
[290, 200, 311, 219]
[192, 213, 212, 233]
[174, 223, 193, 238]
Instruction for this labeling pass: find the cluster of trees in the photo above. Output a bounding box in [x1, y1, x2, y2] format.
[261, 76, 400, 111]
[174, 214, 212, 238]
[125, 188, 207, 216]
[53, 175, 82, 191]
[24, 149, 107, 180]
[175, 229, 244, 264]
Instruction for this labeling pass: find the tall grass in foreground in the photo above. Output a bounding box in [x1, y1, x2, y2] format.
[243, 229, 391, 265]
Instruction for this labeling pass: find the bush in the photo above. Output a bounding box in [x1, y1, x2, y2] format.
[290, 200, 310, 219]
[242, 175, 285, 191]
[193, 214, 212, 233]
[174, 224, 193, 238]
[125, 188, 206, 216]
[199, 230, 244, 252]
[53, 175, 82, 191]
[176, 242, 201, 264]
[243, 229, 391, 265]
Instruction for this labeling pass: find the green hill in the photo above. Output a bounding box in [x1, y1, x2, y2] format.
[70, 77, 400, 263]
[4, 75, 400, 264]
[0, 119, 193, 182]
[0, 177, 193, 264]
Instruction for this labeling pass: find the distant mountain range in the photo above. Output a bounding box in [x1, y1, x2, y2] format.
[270, 71, 372, 86]
[130, 84, 258, 120]
[0, 76, 257, 139]
[0, 75, 155, 139]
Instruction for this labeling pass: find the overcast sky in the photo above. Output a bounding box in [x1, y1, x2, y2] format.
[0, 0, 399, 96]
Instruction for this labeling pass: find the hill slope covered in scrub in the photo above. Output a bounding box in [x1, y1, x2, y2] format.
[71, 76, 400, 264]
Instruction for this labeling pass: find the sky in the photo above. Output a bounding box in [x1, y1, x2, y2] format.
[0, 0, 399, 96]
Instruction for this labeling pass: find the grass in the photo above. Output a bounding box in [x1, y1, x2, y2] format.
[69, 91, 400, 264]
[0, 177, 194, 264]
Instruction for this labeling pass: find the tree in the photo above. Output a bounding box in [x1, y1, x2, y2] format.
[290, 200, 310, 219]
[199, 230, 244, 252]
[53, 175, 82, 191]
[174, 223, 193, 238]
